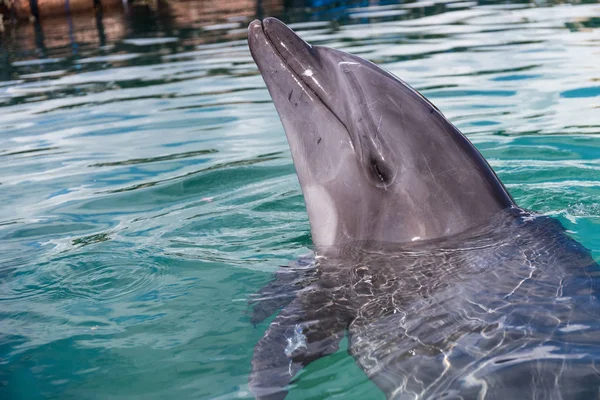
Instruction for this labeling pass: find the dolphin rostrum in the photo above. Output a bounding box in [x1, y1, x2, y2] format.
[247, 18, 600, 400]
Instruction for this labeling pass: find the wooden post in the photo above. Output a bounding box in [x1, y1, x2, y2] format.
[33, 12, 46, 57]
[94, 0, 106, 46]
[29, 0, 40, 20]
[256, 0, 264, 20]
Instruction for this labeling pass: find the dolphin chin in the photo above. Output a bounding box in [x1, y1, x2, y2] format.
[248, 18, 514, 250]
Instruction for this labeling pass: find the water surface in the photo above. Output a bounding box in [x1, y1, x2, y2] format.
[0, 0, 599, 398]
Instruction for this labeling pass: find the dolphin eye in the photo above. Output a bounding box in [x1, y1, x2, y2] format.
[369, 156, 394, 186]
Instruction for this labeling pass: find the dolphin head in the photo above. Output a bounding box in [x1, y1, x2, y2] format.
[248, 18, 514, 250]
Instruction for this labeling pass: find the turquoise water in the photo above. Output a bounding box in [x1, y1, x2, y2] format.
[1, 1, 599, 398]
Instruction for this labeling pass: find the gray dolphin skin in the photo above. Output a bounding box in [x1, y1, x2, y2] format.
[247, 18, 600, 400]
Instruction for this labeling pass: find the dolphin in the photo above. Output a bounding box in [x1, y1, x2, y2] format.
[247, 18, 600, 400]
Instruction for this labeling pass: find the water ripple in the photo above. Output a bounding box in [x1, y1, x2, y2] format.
[1, 251, 170, 303]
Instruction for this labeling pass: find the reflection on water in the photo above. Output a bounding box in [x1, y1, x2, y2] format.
[0, 0, 599, 399]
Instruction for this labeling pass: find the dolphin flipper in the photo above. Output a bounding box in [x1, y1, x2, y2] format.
[250, 284, 352, 399]
[249, 257, 318, 326]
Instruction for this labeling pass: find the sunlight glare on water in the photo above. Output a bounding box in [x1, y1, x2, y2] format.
[0, 0, 598, 398]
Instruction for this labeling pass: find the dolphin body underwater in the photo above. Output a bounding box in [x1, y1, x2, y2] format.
[246, 18, 600, 400]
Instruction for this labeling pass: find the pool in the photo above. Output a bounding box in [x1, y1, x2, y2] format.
[0, 0, 598, 398]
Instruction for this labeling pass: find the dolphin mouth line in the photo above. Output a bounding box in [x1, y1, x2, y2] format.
[249, 19, 355, 151]
[251, 19, 398, 189]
